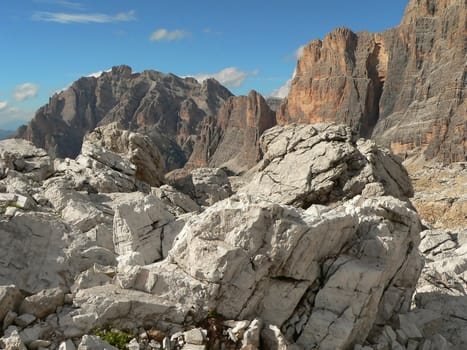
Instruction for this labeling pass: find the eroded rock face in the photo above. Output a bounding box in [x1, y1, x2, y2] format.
[0, 124, 427, 349]
[241, 123, 413, 207]
[279, 0, 466, 163]
[17, 66, 233, 170]
[82, 123, 165, 187]
[187, 90, 276, 173]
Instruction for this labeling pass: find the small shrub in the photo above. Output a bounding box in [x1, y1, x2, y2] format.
[94, 328, 134, 349]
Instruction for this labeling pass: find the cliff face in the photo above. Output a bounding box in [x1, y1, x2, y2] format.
[279, 0, 466, 162]
[17, 66, 233, 170]
[186, 90, 276, 173]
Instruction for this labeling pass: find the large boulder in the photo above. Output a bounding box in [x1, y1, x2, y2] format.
[70, 192, 422, 349]
[240, 123, 413, 207]
[0, 139, 53, 182]
[81, 123, 166, 187]
[165, 167, 233, 207]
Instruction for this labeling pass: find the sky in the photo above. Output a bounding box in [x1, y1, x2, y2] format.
[0, 0, 409, 130]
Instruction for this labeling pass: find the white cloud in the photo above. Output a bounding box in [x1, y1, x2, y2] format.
[269, 68, 297, 98]
[33, 0, 84, 10]
[32, 10, 136, 23]
[294, 45, 306, 60]
[149, 28, 190, 42]
[13, 83, 39, 102]
[0, 106, 34, 130]
[190, 67, 259, 89]
[0, 101, 8, 111]
[270, 79, 292, 98]
[86, 69, 111, 78]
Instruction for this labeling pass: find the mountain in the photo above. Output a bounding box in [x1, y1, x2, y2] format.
[17, 65, 233, 170]
[278, 0, 466, 163]
[0, 130, 14, 140]
[186, 90, 276, 173]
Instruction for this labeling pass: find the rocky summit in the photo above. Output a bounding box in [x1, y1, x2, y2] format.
[17, 65, 233, 170]
[1, 123, 461, 350]
[278, 0, 466, 163]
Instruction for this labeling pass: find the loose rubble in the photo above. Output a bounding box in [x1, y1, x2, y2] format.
[0, 123, 461, 350]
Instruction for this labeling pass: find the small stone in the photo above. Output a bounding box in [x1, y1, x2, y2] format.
[431, 334, 450, 350]
[406, 339, 418, 350]
[383, 326, 397, 344]
[3, 311, 17, 330]
[183, 328, 205, 345]
[398, 314, 423, 340]
[58, 339, 77, 350]
[29, 339, 52, 350]
[127, 338, 140, 350]
[14, 313, 36, 327]
[396, 329, 408, 346]
[0, 329, 27, 350]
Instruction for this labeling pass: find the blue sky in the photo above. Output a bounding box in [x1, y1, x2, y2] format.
[0, 0, 409, 130]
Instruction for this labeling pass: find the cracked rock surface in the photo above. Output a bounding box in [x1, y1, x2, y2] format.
[0, 123, 428, 350]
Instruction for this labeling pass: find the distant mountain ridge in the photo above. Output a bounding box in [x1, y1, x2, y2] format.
[17, 65, 233, 170]
[279, 0, 466, 162]
[18, 0, 466, 170]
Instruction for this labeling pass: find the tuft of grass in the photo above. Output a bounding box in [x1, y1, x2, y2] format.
[93, 328, 134, 349]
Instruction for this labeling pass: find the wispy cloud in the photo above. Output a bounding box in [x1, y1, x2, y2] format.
[32, 10, 136, 24]
[33, 0, 84, 10]
[269, 68, 297, 98]
[149, 28, 190, 42]
[0, 101, 8, 111]
[190, 67, 259, 89]
[294, 45, 306, 60]
[0, 106, 35, 129]
[13, 83, 39, 102]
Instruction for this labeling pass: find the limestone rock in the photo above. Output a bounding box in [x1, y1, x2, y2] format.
[0, 139, 53, 181]
[0, 329, 27, 350]
[278, 0, 466, 163]
[187, 90, 276, 173]
[113, 192, 174, 264]
[0, 213, 72, 293]
[166, 167, 233, 206]
[19, 287, 65, 319]
[18, 66, 233, 170]
[77, 335, 118, 350]
[82, 123, 165, 187]
[152, 185, 201, 216]
[0, 286, 23, 323]
[240, 124, 413, 207]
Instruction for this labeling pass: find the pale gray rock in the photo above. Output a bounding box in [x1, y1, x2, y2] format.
[152, 185, 200, 216]
[0, 139, 53, 182]
[71, 268, 113, 293]
[190, 168, 232, 206]
[77, 335, 118, 350]
[413, 228, 467, 348]
[240, 124, 413, 207]
[28, 339, 52, 350]
[0, 285, 22, 323]
[0, 329, 27, 350]
[242, 319, 262, 349]
[3, 311, 17, 330]
[14, 313, 36, 328]
[113, 192, 174, 264]
[183, 328, 204, 345]
[83, 123, 166, 187]
[58, 339, 77, 350]
[0, 213, 72, 292]
[165, 168, 232, 207]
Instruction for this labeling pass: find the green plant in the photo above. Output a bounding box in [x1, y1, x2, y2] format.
[93, 328, 134, 349]
[207, 308, 219, 318]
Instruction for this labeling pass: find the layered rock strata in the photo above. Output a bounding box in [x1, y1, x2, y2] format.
[279, 0, 466, 163]
[17, 65, 233, 170]
[0, 124, 430, 349]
